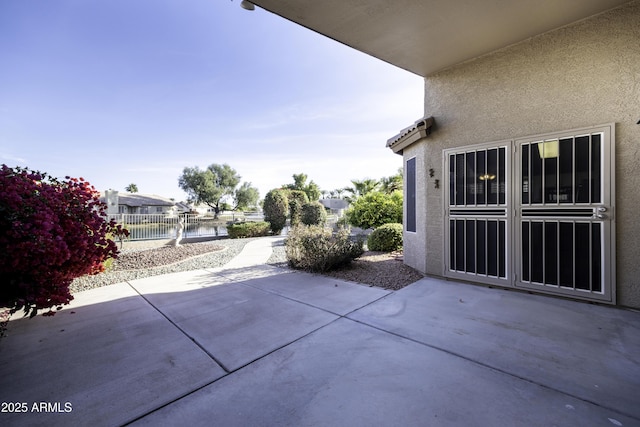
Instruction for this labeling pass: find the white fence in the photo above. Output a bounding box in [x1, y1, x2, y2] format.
[107, 213, 263, 241]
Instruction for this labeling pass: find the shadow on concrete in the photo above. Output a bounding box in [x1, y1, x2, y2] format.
[1, 271, 639, 426]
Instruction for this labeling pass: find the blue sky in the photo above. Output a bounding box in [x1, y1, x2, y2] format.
[0, 0, 424, 201]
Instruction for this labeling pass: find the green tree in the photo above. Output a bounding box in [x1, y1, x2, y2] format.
[380, 168, 403, 194]
[346, 191, 403, 229]
[345, 178, 379, 202]
[263, 189, 289, 234]
[125, 183, 138, 193]
[178, 164, 258, 217]
[234, 182, 260, 211]
[283, 173, 321, 201]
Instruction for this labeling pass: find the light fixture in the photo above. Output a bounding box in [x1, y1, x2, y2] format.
[537, 139, 559, 159]
[240, 0, 255, 10]
[478, 174, 496, 181]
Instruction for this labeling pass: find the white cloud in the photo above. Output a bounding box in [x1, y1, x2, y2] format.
[0, 153, 28, 164]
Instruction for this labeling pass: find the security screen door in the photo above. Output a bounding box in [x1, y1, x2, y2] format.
[444, 142, 511, 287]
[444, 124, 614, 303]
[515, 125, 614, 303]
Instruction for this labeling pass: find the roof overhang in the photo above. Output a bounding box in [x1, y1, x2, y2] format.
[386, 117, 434, 155]
[249, 0, 631, 76]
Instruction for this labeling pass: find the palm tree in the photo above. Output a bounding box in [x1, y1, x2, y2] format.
[344, 179, 379, 203]
[380, 168, 403, 194]
[125, 183, 138, 193]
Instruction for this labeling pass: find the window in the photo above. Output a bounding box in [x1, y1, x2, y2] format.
[406, 157, 416, 232]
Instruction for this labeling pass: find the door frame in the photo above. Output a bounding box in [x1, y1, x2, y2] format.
[442, 124, 615, 303]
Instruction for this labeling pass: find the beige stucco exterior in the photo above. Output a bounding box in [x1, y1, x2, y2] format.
[252, 0, 630, 76]
[401, 1, 640, 308]
[251, 0, 639, 307]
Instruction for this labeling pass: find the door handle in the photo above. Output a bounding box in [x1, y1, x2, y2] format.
[594, 206, 609, 220]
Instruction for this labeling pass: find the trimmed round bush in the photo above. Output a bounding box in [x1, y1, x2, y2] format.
[286, 189, 309, 226]
[367, 223, 403, 252]
[226, 221, 271, 238]
[301, 201, 327, 226]
[263, 189, 289, 234]
[288, 199, 303, 226]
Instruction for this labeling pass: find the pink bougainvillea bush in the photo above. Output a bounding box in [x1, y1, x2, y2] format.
[0, 165, 128, 317]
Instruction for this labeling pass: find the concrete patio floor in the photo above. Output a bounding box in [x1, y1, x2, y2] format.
[1, 237, 639, 426]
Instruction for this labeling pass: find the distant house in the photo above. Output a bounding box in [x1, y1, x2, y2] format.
[102, 190, 176, 215]
[174, 201, 192, 214]
[187, 203, 216, 216]
[320, 198, 349, 216]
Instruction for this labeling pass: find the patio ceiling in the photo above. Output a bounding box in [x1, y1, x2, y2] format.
[250, 0, 631, 76]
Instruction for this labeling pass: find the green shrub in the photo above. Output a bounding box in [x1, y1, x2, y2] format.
[301, 201, 327, 226]
[288, 199, 303, 226]
[263, 189, 289, 234]
[285, 190, 309, 226]
[226, 221, 271, 238]
[367, 223, 403, 252]
[346, 191, 403, 229]
[285, 225, 364, 272]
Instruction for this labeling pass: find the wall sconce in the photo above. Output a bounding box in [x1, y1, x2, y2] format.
[240, 0, 256, 10]
[479, 174, 496, 181]
[537, 139, 559, 159]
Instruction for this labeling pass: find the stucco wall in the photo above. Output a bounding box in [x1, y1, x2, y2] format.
[415, 1, 640, 307]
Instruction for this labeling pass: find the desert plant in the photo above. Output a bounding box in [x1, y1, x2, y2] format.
[301, 201, 327, 226]
[0, 165, 128, 317]
[263, 189, 289, 234]
[285, 225, 363, 272]
[226, 221, 271, 238]
[367, 223, 403, 252]
[346, 190, 403, 229]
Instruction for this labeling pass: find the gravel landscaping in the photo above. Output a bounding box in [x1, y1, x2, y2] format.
[69, 238, 252, 293]
[321, 251, 425, 290]
[70, 236, 424, 294]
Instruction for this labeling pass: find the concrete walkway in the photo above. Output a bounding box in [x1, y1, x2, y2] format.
[1, 237, 639, 426]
